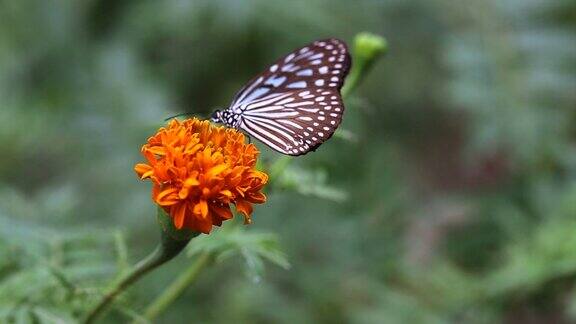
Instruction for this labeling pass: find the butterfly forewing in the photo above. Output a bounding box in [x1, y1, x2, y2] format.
[222, 38, 350, 156]
[231, 39, 350, 108]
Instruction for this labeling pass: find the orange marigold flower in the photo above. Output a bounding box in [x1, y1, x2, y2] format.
[134, 118, 268, 234]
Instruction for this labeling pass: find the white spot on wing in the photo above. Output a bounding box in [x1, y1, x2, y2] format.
[299, 108, 319, 113]
[243, 92, 291, 109]
[315, 79, 325, 86]
[296, 69, 313, 76]
[245, 110, 300, 118]
[278, 120, 303, 129]
[285, 53, 295, 62]
[276, 97, 295, 105]
[309, 53, 324, 60]
[282, 63, 300, 72]
[286, 101, 314, 107]
[265, 75, 287, 87]
[287, 81, 307, 89]
[241, 87, 270, 104]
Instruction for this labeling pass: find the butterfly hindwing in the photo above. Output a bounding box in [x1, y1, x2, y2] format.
[239, 88, 345, 155]
[218, 38, 350, 156]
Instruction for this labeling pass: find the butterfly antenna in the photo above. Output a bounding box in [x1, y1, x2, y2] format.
[164, 112, 192, 121]
[165, 111, 211, 121]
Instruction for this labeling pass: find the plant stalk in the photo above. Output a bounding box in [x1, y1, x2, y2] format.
[142, 251, 214, 321]
[83, 233, 192, 324]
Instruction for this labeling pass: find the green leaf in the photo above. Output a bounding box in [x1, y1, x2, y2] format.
[187, 223, 290, 280]
[274, 165, 348, 202]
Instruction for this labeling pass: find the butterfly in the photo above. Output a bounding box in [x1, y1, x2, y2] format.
[210, 38, 351, 156]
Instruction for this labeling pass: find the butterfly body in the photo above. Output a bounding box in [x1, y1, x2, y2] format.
[211, 38, 351, 156]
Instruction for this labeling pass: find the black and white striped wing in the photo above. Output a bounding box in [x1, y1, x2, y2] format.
[229, 38, 351, 155]
[239, 88, 345, 155]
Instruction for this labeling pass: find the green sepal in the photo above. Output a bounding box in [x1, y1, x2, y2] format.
[156, 207, 200, 241]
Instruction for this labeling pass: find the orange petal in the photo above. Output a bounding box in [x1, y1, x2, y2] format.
[151, 184, 161, 200]
[219, 190, 233, 198]
[193, 201, 209, 219]
[148, 146, 166, 156]
[206, 163, 228, 179]
[156, 188, 179, 206]
[247, 192, 266, 203]
[178, 187, 189, 199]
[185, 143, 203, 155]
[195, 217, 213, 233]
[134, 164, 153, 179]
[172, 204, 186, 229]
[184, 176, 200, 187]
[199, 199, 208, 218]
[210, 204, 233, 220]
[235, 199, 253, 218]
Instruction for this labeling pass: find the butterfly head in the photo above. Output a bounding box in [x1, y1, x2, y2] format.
[210, 110, 223, 123]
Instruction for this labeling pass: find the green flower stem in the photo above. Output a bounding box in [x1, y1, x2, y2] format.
[83, 232, 193, 324]
[142, 251, 214, 321]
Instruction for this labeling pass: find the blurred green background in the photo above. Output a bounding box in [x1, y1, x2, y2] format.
[1, 0, 576, 323]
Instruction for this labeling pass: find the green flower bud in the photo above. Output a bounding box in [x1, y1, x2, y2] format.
[354, 32, 388, 62]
